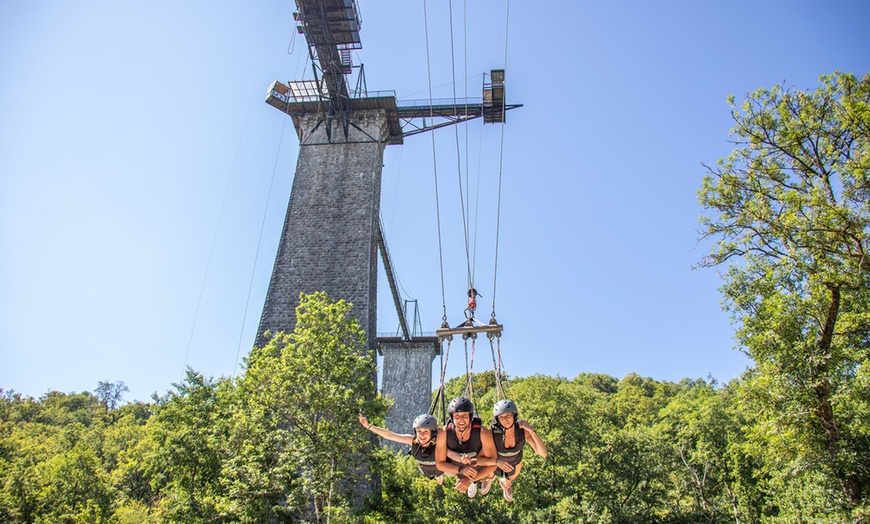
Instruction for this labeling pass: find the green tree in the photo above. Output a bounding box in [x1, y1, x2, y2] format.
[508, 375, 594, 523]
[104, 402, 156, 517]
[578, 375, 675, 522]
[657, 379, 749, 523]
[239, 291, 387, 523]
[699, 71, 870, 516]
[33, 443, 113, 523]
[147, 370, 233, 523]
[95, 381, 129, 412]
[0, 389, 134, 524]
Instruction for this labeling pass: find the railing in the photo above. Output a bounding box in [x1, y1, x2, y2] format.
[267, 83, 484, 108]
[352, 89, 396, 99]
[397, 97, 484, 108]
[267, 87, 397, 104]
[376, 331, 438, 339]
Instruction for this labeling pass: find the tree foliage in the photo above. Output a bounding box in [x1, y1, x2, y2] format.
[236, 291, 387, 522]
[699, 71, 870, 517]
[3, 367, 863, 523]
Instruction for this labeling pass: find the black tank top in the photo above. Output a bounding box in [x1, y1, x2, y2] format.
[492, 420, 526, 467]
[408, 439, 439, 478]
[444, 416, 483, 463]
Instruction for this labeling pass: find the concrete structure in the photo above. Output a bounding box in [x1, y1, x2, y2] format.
[255, 110, 388, 352]
[378, 337, 440, 432]
[254, 104, 443, 434]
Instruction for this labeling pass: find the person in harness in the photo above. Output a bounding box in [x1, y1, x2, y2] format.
[359, 413, 450, 484]
[434, 396, 498, 498]
[465, 287, 481, 319]
[485, 399, 547, 501]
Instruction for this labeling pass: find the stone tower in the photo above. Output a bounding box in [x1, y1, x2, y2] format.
[258, 0, 518, 433]
[255, 110, 387, 352]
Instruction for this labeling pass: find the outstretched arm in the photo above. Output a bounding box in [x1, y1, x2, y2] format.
[519, 420, 547, 458]
[359, 414, 414, 446]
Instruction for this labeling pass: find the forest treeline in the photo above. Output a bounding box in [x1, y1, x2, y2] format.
[3, 73, 868, 523]
[1, 364, 868, 523]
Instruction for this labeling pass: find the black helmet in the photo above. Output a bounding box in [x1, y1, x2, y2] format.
[448, 396, 474, 415]
[493, 399, 518, 417]
[412, 413, 438, 431]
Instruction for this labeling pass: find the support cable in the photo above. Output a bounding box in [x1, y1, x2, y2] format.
[490, 0, 511, 321]
[463, 335, 477, 402]
[489, 335, 508, 400]
[429, 337, 453, 423]
[423, 0, 449, 324]
[234, 115, 290, 377]
[447, 0, 474, 291]
[464, 2, 479, 290]
[180, 182, 232, 381]
[473, 103, 484, 282]
[181, 57, 268, 381]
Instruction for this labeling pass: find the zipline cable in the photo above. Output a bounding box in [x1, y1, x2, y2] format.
[464, 337, 477, 402]
[488, 335, 508, 400]
[181, 180, 232, 381]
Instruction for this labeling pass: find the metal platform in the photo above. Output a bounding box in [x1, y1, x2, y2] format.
[266, 82, 521, 145]
[294, 0, 362, 48]
[436, 319, 503, 340]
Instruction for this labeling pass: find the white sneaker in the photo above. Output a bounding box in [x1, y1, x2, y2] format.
[479, 476, 494, 495]
[499, 477, 514, 502]
[466, 481, 478, 498]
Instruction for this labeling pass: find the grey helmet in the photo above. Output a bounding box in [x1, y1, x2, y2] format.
[448, 396, 474, 415]
[493, 399, 518, 417]
[492, 399, 518, 428]
[412, 413, 438, 431]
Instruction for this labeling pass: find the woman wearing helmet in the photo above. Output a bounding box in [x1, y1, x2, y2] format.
[434, 396, 498, 498]
[359, 413, 449, 484]
[486, 399, 547, 501]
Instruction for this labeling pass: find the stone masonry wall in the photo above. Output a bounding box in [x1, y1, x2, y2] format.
[256, 110, 389, 352]
[379, 338, 440, 433]
[255, 108, 438, 445]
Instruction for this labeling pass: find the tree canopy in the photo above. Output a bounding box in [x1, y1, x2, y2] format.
[699, 70, 870, 516]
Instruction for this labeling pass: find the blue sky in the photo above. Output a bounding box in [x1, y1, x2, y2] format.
[2, 1, 868, 403]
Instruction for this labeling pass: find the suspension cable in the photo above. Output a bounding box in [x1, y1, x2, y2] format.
[489, 334, 507, 400]
[463, 335, 477, 402]
[181, 174, 232, 381]
[181, 54, 270, 382]
[464, 2, 477, 284]
[422, 0, 448, 323]
[447, 0, 474, 290]
[429, 337, 453, 422]
[234, 113, 289, 378]
[490, 0, 511, 320]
